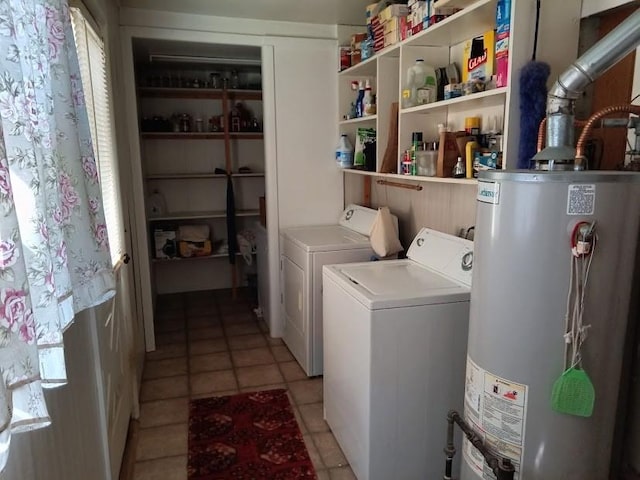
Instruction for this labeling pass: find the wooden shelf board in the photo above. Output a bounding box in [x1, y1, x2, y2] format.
[342, 169, 478, 185]
[400, 87, 507, 115]
[149, 209, 260, 221]
[138, 87, 262, 100]
[145, 172, 265, 180]
[141, 132, 264, 140]
[152, 252, 250, 263]
[339, 115, 377, 125]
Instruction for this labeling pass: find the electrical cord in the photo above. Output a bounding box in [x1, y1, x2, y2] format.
[564, 223, 596, 370]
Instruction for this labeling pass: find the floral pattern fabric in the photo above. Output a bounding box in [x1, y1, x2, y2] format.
[0, 0, 115, 471]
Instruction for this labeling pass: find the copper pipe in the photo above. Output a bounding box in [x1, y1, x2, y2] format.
[537, 118, 589, 153]
[537, 117, 547, 153]
[575, 104, 640, 166]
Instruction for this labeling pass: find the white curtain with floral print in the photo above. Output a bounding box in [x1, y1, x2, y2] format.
[0, 0, 115, 471]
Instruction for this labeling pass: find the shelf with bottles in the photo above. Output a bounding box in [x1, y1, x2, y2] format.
[139, 105, 263, 136]
[400, 87, 507, 115]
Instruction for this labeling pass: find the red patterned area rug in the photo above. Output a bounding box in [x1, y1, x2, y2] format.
[188, 389, 317, 479]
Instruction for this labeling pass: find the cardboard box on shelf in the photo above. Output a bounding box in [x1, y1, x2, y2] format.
[409, 1, 427, 28]
[178, 240, 212, 258]
[379, 4, 410, 22]
[350, 33, 367, 51]
[366, 3, 378, 23]
[384, 30, 400, 47]
[154, 228, 177, 259]
[383, 17, 400, 35]
[495, 0, 511, 87]
[400, 16, 410, 41]
[462, 30, 495, 83]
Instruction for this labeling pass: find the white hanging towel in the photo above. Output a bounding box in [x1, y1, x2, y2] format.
[369, 206, 403, 257]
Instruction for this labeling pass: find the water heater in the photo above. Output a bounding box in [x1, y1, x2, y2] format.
[461, 171, 640, 479]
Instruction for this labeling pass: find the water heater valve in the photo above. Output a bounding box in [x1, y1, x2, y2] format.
[570, 221, 596, 257]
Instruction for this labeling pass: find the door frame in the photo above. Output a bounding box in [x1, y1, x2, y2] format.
[119, 26, 280, 350]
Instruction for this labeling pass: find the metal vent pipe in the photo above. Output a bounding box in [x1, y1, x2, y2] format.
[535, 7, 640, 170]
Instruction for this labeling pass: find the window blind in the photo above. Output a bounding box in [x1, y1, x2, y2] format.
[70, 8, 124, 266]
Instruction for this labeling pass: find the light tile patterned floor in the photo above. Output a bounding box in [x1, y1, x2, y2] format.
[130, 289, 355, 480]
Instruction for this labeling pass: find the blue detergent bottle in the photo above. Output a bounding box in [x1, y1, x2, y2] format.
[355, 80, 365, 118]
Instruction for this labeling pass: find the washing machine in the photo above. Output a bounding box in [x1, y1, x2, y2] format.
[280, 205, 396, 377]
[322, 228, 473, 480]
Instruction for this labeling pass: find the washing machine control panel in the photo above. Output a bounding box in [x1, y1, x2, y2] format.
[407, 228, 474, 286]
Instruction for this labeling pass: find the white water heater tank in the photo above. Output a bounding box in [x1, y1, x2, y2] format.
[461, 171, 640, 479]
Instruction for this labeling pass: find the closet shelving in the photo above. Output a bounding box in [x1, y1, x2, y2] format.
[138, 73, 265, 297]
[338, 0, 511, 185]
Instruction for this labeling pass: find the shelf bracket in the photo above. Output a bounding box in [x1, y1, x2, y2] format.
[376, 179, 423, 191]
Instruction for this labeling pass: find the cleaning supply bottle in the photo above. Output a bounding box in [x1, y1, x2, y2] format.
[363, 80, 374, 116]
[335, 134, 354, 169]
[355, 80, 365, 117]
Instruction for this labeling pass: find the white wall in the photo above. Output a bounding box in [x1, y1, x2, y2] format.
[120, 7, 337, 39]
[269, 35, 342, 228]
[3, 308, 111, 480]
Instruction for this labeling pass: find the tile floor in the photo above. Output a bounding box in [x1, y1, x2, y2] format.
[128, 289, 355, 480]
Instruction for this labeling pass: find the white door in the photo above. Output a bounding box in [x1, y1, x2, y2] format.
[71, 8, 143, 477]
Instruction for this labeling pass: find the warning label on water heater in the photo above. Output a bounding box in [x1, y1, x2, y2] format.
[462, 357, 528, 480]
[567, 184, 596, 215]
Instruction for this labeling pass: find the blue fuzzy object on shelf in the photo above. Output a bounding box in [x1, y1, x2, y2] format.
[518, 61, 550, 169]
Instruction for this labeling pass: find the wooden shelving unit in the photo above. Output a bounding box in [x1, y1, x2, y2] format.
[338, 0, 512, 198]
[140, 81, 265, 298]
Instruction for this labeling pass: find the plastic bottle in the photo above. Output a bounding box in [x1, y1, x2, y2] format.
[410, 132, 423, 176]
[415, 61, 437, 105]
[336, 134, 354, 169]
[406, 59, 438, 106]
[355, 81, 365, 117]
[363, 80, 375, 116]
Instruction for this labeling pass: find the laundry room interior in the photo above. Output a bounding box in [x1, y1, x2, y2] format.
[5, 0, 640, 479]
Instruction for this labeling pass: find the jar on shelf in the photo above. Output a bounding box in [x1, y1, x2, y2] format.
[209, 116, 220, 132]
[179, 113, 191, 132]
[209, 73, 221, 89]
[231, 70, 240, 89]
[195, 117, 204, 132]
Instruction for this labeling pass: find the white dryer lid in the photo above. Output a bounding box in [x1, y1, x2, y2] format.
[325, 260, 470, 310]
[283, 225, 371, 252]
[407, 228, 473, 287]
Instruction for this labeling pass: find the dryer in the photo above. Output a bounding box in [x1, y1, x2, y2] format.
[322, 228, 473, 480]
[280, 205, 394, 376]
